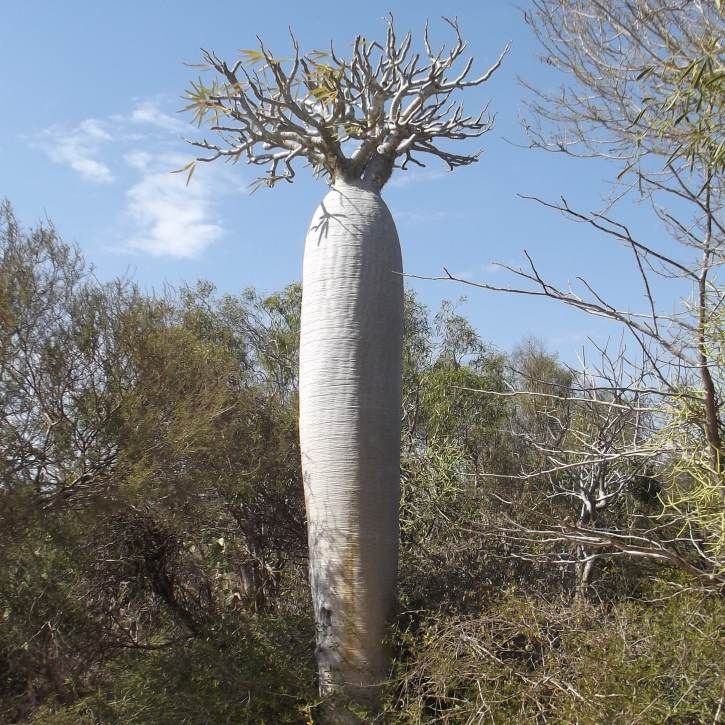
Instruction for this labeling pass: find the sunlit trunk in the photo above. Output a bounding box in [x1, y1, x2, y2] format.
[299, 177, 403, 709]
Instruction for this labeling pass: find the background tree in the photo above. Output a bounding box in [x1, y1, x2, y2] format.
[426, 0, 724, 588]
[523, 0, 723, 477]
[2, 200, 722, 723]
[398, 293, 513, 613]
[0, 202, 313, 722]
[505, 344, 662, 597]
[182, 17, 507, 712]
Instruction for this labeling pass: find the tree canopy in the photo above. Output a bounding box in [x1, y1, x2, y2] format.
[183, 17, 507, 189]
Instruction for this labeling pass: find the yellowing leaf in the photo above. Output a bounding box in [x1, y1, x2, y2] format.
[171, 161, 197, 186]
[240, 48, 267, 65]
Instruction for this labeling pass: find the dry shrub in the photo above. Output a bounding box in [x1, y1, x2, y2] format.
[385, 589, 724, 724]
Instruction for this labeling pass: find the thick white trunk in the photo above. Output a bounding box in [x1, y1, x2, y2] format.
[299, 177, 403, 704]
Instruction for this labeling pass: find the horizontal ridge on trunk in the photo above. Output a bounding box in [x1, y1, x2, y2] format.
[299, 177, 403, 705]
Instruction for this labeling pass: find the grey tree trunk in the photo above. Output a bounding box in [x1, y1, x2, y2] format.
[299, 177, 403, 707]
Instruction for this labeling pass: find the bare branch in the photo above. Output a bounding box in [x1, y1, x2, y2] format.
[183, 18, 508, 190]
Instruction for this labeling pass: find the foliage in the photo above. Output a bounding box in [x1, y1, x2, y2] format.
[2, 200, 722, 723]
[429, 0, 725, 589]
[658, 391, 725, 567]
[385, 588, 724, 724]
[28, 613, 316, 725]
[629, 0, 725, 173]
[524, 0, 725, 173]
[0, 203, 307, 722]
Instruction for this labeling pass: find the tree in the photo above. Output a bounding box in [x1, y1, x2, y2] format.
[426, 1, 723, 586]
[522, 0, 724, 173]
[397, 294, 515, 613]
[505, 342, 661, 598]
[523, 0, 723, 476]
[410, 299, 510, 477]
[183, 17, 507, 711]
[0, 204, 313, 720]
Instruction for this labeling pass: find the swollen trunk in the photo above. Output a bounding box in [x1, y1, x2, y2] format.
[299, 178, 403, 704]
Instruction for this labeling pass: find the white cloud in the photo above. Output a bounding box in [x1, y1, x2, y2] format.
[79, 118, 112, 141]
[123, 150, 153, 171]
[34, 99, 234, 258]
[37, 118, 114, 183]
[35, 98, 187, 185]
[129, 100, 186, 132]
[388, 169, 447, 189]
[123, 159, 223, 258]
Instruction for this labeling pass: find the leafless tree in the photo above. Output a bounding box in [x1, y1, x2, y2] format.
[184, 16, 508, 190]
[410, 1, 723, 589]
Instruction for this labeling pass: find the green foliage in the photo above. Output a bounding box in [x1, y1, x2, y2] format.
[385, 589, 724, 723]
[652, 305, 724, 567]
[0, 204, 307, 721]
[658, 393, 725, 568]
[399, 443, 473, 611]
[402, 294, 511, 471]
[182, 77, 229, 128]
[642, 34, 725, 171]
[0, 520, 103, 720]
[2, 203, 721, 723]
[29, 614, 316, 725]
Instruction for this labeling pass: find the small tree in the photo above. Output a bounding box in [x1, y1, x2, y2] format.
[182, 17, 507, 712]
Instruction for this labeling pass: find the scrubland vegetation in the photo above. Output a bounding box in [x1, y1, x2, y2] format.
[0, 199, 721, 723]
[2, 0, 723, 722]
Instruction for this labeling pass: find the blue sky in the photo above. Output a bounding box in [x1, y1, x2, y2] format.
[0, 0, 674, 363]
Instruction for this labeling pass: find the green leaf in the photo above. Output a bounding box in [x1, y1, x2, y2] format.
[631, 106, 648, 126]
[616, 160, 637, 180]
[674, 110, 690, 126]
[309, 85, 336, 103]
[693, 58, 708, 88]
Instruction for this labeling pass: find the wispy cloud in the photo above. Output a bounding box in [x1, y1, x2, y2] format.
[122, 156, 224, 258]
[129, 100, 187, 132]
[36, 118, 114, 183]
[123, 149, 153, 171]
[34, 99, 232, 258]
[35, 98, 189, 185]
[388, 169, 448, 189]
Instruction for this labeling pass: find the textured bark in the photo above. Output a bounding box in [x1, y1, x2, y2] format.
[299, 177, 403, 706]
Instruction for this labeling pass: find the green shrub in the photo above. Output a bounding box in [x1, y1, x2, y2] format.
[385, 589, 724, 724]
[27, 612, 316, 725]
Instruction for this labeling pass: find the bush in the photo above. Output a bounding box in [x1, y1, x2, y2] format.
[385, 588, 724, 723]
[27, 611, 316, 725]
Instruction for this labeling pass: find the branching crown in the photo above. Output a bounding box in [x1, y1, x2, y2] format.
[183, 17, 508, 192]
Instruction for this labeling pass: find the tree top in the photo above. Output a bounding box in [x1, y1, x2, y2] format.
[182, 16, 508, 192]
